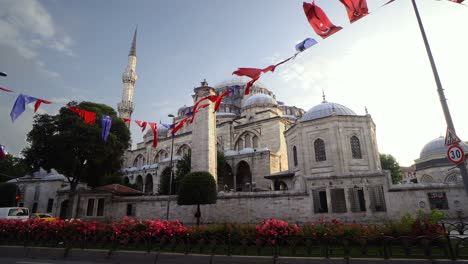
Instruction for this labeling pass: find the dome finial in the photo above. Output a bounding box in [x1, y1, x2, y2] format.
[322, 88, 327, 103]
[365, 106, 368, 115]
[201, 79, 208, 87]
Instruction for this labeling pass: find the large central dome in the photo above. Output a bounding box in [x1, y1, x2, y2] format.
[300, 101, 357, 122]
[214, 76, 268, 90]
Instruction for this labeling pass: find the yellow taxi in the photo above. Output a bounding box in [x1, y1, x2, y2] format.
[30, 213, 56, 221]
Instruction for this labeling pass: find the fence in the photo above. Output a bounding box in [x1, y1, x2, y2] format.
[0, 219, 467, 261]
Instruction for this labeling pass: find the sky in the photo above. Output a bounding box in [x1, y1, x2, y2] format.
[0, 0, 467, 167]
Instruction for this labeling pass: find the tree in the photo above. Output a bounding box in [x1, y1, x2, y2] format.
[177, 171, 217, 226]
[0, 154, 28, 182]
[380, 153, 403, 184]
[158, 166, 175, 195]
[174, 151, 226, 191]
[175, 152, 191, 189]
[0, 183, 18, 207]
[22, 101, 130, 218]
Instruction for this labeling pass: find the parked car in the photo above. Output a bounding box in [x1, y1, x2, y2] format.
[30, 213, 56, 221]
[0, 207, 30, 221]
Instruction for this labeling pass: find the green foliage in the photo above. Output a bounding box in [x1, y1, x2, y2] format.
[175, 152, 191, 186]
[158, 166, 175, 195]
[0, 154, 28, 182]
[21, 101, 130, 191]
[177, 171, 217, 206]
[0, 183, 18, 207]
[380, 153, 403, 184]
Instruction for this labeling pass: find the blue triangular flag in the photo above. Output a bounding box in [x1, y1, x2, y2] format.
[101, 115, 112, 143]
[10, 94, 38, 122]
[161, 123, 174, 129]
[295, 38, 318, 52]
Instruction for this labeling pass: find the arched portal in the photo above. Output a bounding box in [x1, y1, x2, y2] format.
[236, 161, 252, 192]
[145, 174, 153, 194]
[59, 200, 69, 220]
[220, 163, 234, 191]
[136, 175, 144, 191]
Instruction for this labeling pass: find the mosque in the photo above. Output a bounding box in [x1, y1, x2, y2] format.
[11, 30, 468, 222]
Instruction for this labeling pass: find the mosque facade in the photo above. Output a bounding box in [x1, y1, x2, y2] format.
[12, 30, 466, 223]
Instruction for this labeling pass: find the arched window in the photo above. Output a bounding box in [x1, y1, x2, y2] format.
[314, 139, 326, 162]
[293, 146, 298, 166]
[252, 136, 259, 148]
[421, 174, 435, 183]
[445, 173, 461, 182]
[350, 136, 362, 159]
[236, 138, 244, 151]
[245, 134, 251, 148]
[154, 154, 160, 163]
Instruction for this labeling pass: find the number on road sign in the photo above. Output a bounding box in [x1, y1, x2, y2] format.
[447, 145, 465, 165]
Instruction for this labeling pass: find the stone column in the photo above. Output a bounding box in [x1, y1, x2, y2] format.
[191, 81, 218, 183]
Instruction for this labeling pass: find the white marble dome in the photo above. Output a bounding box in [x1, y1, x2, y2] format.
[241, 93, 277, 108]
[419, 136, 468, 160]
[300, 101, 356, 122]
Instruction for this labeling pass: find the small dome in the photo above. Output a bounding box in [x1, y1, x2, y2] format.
[300, 101, 356, 122]
[241, 93, 277, 109]
[158, 126, 168, 138]
[419, 136, 468, 160]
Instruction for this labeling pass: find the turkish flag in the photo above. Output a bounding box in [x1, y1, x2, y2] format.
[149, 122, 158, 148]
[135, 120, 147, 132]
[303, 1, 342, 38]
[339, 0, 369, 23]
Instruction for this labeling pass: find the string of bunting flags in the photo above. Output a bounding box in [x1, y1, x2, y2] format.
[0, 0, 464, 159]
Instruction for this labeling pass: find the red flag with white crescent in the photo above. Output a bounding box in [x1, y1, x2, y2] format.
[339, 0, 369, 23]
[135, 120, 147, 132]
[149, 122, 158, 148]
[303, 1, 342, 38]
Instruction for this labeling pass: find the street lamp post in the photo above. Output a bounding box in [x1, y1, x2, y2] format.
[166, 114, 175, 220]
[412, 0, 468, 196]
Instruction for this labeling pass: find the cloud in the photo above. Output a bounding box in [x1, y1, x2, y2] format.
[0, 0, 74, 74]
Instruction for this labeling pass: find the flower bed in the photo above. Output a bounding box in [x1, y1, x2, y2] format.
[0, 213, 447, 248]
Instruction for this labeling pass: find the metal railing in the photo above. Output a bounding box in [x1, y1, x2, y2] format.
[1, 219, 467, 261]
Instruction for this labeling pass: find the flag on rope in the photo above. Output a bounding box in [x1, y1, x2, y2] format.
[172, 117, 190, 135]
[339, 0, 369, 23]
[303, 1, 342, 38]
[68, 106, 96, 125]
[193, 95, 217, 113]
[189, 103, 210, 124]
[449, 0, 464, 3]
[122, 118, 131, 127]
[101, 115, 112, 143]
[0, 144, 7, 160]
[160, 123, 175, 129]
[383, 0, 396, 6]
[295, 38, 318, 52]
[10, 94, 41, 122]
[149, 122, 158, 148]
[0, 87, 13, 93]
[135, 120, 147, 132]
[214, 90, 232, 112]
[34, 99, 52, 112]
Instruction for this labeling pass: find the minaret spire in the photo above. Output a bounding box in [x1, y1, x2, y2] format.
[129, 26, 137, 57]
[117, 28, 138, 122]
[322, 88, 327, 103]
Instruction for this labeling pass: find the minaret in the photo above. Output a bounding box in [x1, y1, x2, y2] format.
[117, 28, 138, 121]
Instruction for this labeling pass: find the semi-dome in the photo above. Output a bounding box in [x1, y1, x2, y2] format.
[241, 93, 277, 109]
[300, 101, 356, 122]
[419, 136, 468, 160]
